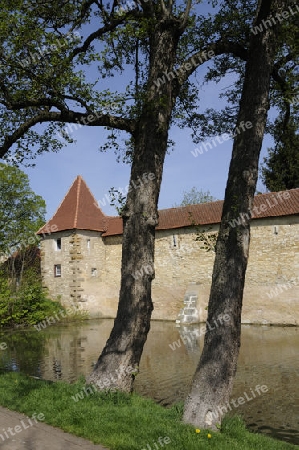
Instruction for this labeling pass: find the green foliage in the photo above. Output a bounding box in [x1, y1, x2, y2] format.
[108, 187, 127, 216]
[195, 227, 218, 252]
[176, 187, 217, 206]
[0, 269, 63, 328]
[187, 210, 218, 252]
[0, 328, 46, 374]
[0, 372, 295, 449]
[0, 163, 45, 257]
[177, 0, 299, 149]
[261, 119, 299, 191]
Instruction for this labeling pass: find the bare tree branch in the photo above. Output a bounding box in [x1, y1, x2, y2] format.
[159, 0, 169, 18]
[58, 94, 93, 112]
[168, 0, 174, 15]
[176, 40, 248, 88]
[179, 0, 192, 31]
[271, 50, 299, 133]
[0, 95, 69, 114]
[71, 21, 124, 59]
[271, 64, 291, 133]
[70, 10, 142, 59]
[139, 0, 155, 17]
[0, 110, 136, 158]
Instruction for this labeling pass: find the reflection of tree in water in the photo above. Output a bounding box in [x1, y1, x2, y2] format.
[52, 358, 62, 379]
[0, 330, 46, 377]
[68, 334, 88, 381]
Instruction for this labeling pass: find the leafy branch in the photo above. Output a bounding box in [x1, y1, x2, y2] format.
[188, 211, 218, 252]
[194, 226, 218, 252]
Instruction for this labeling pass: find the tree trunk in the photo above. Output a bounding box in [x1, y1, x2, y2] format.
[87, 23, 180, 391]
[18, 250, 26, 288]
[183, 0, 286, 430]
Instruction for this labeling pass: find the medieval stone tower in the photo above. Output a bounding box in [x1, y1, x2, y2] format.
[36, 176, 117, 316]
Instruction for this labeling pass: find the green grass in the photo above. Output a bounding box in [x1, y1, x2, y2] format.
[0, 372, 296, 450]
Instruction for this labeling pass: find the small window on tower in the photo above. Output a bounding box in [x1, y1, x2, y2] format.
[87, 239, 90, 249]
[56, 238, 61, 250]
[54, 264, 61, 277]
[91, 268, 97, 277]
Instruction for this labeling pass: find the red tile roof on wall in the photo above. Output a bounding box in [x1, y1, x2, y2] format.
[37, 176, 299, 237]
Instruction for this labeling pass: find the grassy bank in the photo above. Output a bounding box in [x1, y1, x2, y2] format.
[0, 372, 295, 450]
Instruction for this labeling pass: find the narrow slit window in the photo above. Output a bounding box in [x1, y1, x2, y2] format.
[173, 235, 177, 247]
[54, 264, 61, 277]
[56, 238, 61, 250]
[87, 239, 90, 249]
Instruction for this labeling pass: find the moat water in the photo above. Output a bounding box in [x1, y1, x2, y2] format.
[0, 319, 298, 445]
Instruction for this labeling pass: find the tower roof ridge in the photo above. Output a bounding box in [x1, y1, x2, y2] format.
[37, 175, 107, 235]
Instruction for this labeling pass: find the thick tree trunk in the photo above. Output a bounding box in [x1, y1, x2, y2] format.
[87, 23, 180, 391]
[183, 0, 286, 430]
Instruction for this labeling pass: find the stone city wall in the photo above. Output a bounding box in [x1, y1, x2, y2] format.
[40, 215, 299, 324]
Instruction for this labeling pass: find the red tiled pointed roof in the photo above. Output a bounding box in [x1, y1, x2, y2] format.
[37, 175, 108, 234]
[37, 176, 299, 237]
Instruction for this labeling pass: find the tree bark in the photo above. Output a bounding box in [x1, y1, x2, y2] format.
[183, 0, 287, 430]
[87, 21, 180, 391]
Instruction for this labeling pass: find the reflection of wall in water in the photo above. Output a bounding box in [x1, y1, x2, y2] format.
[40, 321, 114, 382]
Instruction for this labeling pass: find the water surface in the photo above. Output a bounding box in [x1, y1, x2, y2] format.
[0, 320, 298, 445]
